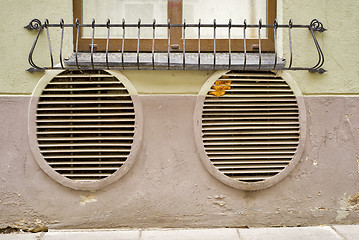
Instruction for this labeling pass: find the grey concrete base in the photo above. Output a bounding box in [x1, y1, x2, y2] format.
[332, 225, 359, 240]
[0, 95, 359, 229]
[2, 226, 359, 240]
[141, 228, 239, 240]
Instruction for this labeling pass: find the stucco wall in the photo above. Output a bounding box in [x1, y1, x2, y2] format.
[0, 0, 358, 94]
[0, 0, 359, 230]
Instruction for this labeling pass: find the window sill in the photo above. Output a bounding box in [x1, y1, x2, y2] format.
[64, 52, 285, 70]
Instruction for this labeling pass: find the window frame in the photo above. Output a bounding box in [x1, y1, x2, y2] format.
[73, 0, 277, 52]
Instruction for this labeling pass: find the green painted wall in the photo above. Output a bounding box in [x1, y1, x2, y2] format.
[0, 0, 358, 95]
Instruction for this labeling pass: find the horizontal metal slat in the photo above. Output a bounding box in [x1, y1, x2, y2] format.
[208, 155, 294, 160]
[204, 98, 297, 102]
[37, 124, 134, 129]
[203, 107, 298, 112]
[206, 150, 296, 155]
[62, 173, 112, 177]
[36, 119, 134, 123]
[44, 155, 129, 159]
[209, 88, 293, 93]
[230, 175, 273, 181]
[202, 126, 299, 131]
[53, 167, 120, 171]
[202, 121, 299, 126]
[38, 100, 133, 105]
[40, 149, 131, 153]
[37, 112, 135, 117]
[48, 81, 120, 85]
[215, 164, 289, 169]
[43, 87, 127, 92]
[228, 83, 290, 87]
[38, 107, 134, 111]
[48, 161, 126, 165]
[204, 146, 298, 150]
[37, 130, 134, 134]
[202, 116, 299, 121]
[220, 169, 282, 174]
[203, 130, 299, 135]
[38, 136, 134, 141]
[203, 112, 299, 116]
[55, 74, 113, 78]
[41, 94, 130, 97]
[211, 160, 291, 165]
[222, 73, 277, 78]
[203, 136, 299, 141]
[39, 143, 132, 147]
[204, 141, 299, 145]
[203, 103, 298, 107]
[206, 94, 295, 98]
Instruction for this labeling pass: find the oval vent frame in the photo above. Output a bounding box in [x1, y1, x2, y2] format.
[194, 70, 306, 191]
[28, 70, 143, 191]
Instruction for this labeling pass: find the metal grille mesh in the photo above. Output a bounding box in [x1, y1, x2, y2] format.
[36, 70, 135, 181]
[202, 71, 300, 182]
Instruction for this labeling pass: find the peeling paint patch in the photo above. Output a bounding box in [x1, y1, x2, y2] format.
[80, 194, 97, 205]
[313, 159, 318, 166]
[208, 195, 228, 209]
[336, 193, 359, 222]
[348, 193, 359, 206]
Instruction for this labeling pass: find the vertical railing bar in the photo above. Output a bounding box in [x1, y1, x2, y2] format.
[59, 19, 65, 69]
[121, 19, 125, 70]
[75, 18, 80, 70]
[213, 19, 216, 70]
[258, 19, 262, 70]
[90, 19, 95, 70]
[273, 19, 278, 70]
[198, 19, 201, 70]
[183, 19, 186, 70]
[152, 19, 156, 70]
[243, 19, 247, 71]
[105, 19, 110, 70]
[288, 19, 293, 69]
[168, 19, 171, 70]
[228, 19, 232, 69]
[137, 19, 141, 70]
[44, 19, 54, 68]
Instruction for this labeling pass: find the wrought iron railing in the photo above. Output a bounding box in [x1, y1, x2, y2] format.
[25, 18, 326, 73]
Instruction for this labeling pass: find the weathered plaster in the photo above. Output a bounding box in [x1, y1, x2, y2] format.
[0, 1, 359, 94]
[120, 70, 214, 95]
[282, 0, 359, 94]
[0, 95, 358, 229]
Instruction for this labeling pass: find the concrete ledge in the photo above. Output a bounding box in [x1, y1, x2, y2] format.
[64, 52, 285, 70]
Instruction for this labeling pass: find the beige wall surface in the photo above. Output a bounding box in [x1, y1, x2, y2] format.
[0, 0, 358, 94]
[0, 95, 358, 229]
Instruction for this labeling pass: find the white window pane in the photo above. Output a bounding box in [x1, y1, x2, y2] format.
[83, 0, 168, 39]
[183, 0, 267, 39]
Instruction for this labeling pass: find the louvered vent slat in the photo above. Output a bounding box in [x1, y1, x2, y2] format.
[202, 71, 300, 183]
[36, 70, 135, 181]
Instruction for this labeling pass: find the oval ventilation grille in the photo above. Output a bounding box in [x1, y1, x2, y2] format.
[201, 71, 300, 183]
[36, 70, 135, 181]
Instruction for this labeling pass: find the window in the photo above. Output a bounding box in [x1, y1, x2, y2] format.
[73, 0, 276, 52]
